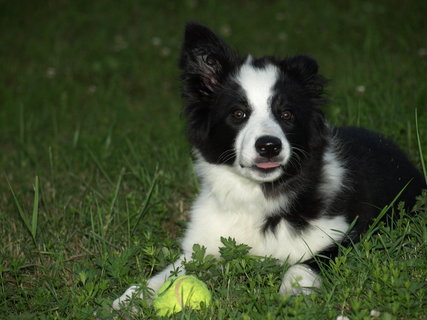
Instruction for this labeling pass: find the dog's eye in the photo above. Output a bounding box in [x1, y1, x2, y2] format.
[280, 110, 293, 121]
[232, 109, 246, 120]
[203, 54, 216, 67]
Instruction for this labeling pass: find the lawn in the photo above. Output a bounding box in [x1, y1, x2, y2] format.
[0, 0, 426, 319]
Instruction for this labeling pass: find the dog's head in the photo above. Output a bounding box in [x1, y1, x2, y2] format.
[180, 23, 328, 183]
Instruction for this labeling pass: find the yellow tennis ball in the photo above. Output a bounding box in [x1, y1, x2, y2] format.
[152, 275, 211, 316]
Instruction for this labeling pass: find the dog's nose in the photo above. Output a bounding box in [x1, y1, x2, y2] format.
[255, 136, 282, 158]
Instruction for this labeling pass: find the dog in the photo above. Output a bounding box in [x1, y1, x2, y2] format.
[113, 22, 425, 310]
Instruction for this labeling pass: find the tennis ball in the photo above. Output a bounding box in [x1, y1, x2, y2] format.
[152, 275, 211, 316]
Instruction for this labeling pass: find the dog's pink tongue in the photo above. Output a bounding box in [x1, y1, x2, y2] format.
[256, 162, 281, 169]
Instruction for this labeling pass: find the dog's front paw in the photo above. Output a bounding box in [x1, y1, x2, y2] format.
[279, 264, 321, 295]
[112, 259, 185, 312]
[112, 285, 143, 311]
[112, 275, 169, 312]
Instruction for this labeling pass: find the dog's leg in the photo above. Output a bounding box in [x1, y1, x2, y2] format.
[112, 255, 186, 310]
[279, 264, 321, 295]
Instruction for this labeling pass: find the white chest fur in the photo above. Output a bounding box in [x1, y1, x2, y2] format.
[181, 160, 348, 264]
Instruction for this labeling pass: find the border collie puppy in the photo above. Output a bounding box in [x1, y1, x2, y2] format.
[113, 23, 425, 309]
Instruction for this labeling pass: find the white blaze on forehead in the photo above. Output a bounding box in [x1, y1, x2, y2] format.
[233, 57, 291, 183]
[236, 57, 279, 111]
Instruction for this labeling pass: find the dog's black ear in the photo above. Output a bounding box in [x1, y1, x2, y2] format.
[283, 55, 320, 84]
[283, 55, 327, 106]
[180, 22, 238, 99]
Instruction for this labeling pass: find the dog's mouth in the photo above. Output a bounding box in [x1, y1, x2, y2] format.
[246, 158, 284, 174]
[255, 162, 281, 169]
[253, 162, 282, 175]
[238, 157, 285, 182]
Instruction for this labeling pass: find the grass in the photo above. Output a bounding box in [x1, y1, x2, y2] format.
[1, 0, 426, 319]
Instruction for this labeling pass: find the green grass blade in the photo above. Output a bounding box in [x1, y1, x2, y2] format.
[85, 231, 120, 250]
[87, 147, 113, 185]
[103, 167, 125, 234]
[415, 108, 427, 183]
[131, 172, 158, 236]
[109, 167, 125, 215]
[363, 180, 411, 241]
[7, 177, 33, 243]
[31, 176, 39, 241]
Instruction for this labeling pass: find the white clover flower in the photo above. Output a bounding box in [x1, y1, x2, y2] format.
[370, 309, 381, 317]
[277, 32, 288, 41]
[87, 85, 97, 94]
[46, 67, 56, 78]
[161, 47, 171, 57]
[355, 85, 366, 94]
[113, 35, 127, 51]
[418, 48, 427, 57]
[220, 25, 232, 37]
[275, 12, 285, 21]
[152, 37, 162, 47]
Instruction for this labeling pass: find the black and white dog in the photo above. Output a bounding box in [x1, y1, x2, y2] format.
[113, 23, 425, 309]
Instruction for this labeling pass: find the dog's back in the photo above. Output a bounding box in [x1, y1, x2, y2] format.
[334, 127, 425, 232]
